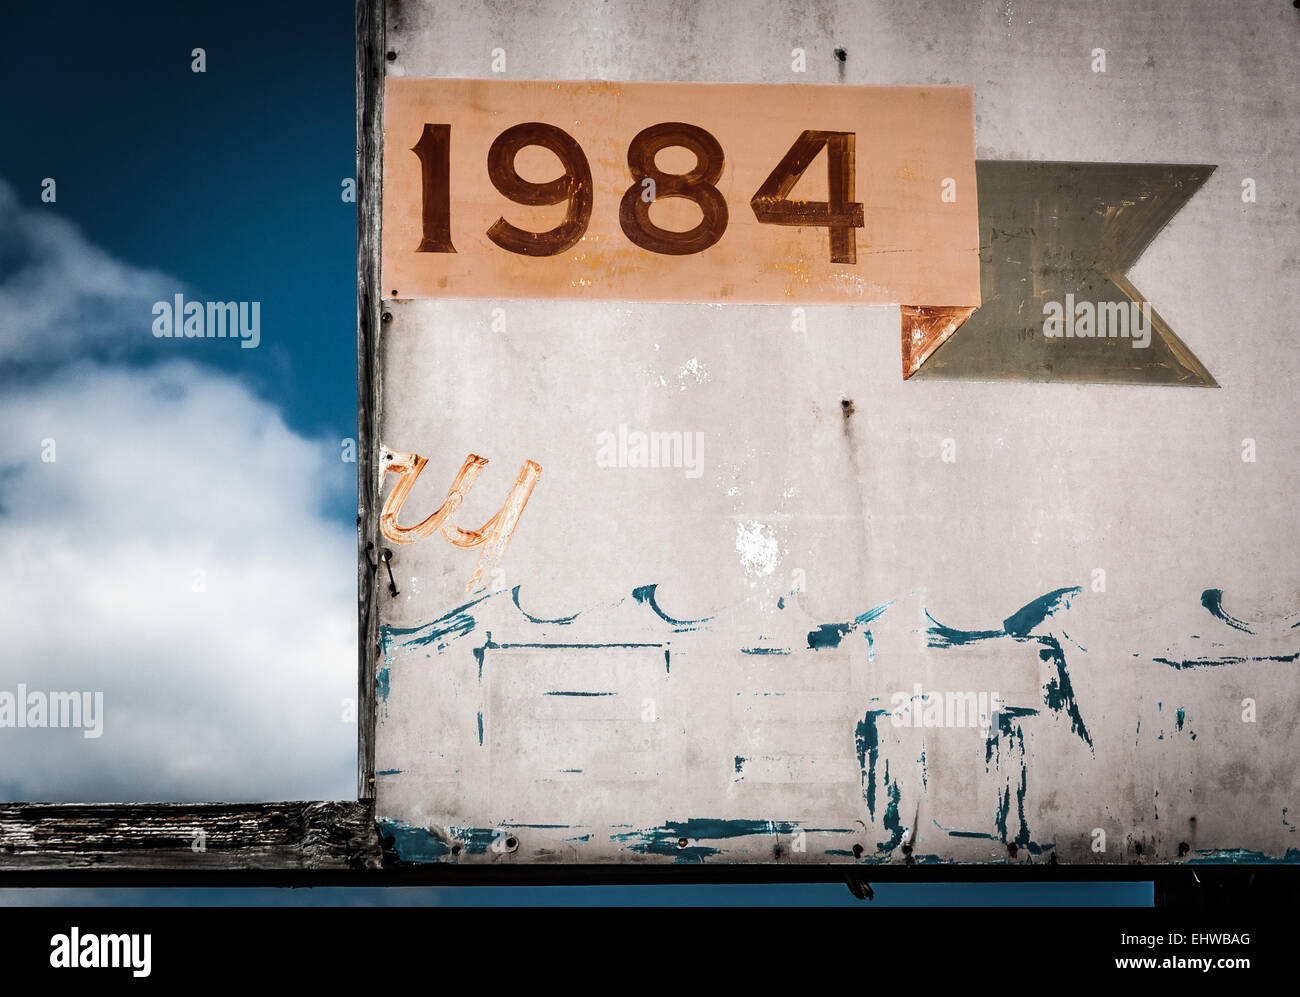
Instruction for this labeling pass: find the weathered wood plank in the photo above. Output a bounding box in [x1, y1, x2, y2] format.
[355, 0, 385, 800]
[3, 802, 1292, 900]
[0, 802, 381, 872]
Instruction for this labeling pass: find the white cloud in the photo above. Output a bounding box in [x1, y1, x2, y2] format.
[0, 360, 356, 801]
[0, 178, 177, 365]
[0, 187, 358, 801]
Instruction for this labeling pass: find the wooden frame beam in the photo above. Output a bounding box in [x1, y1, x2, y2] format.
[0, 802, 381, 876]
[355, 0, 383, 803]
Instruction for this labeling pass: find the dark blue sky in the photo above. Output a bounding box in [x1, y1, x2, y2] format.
[1, 1, 356, 477]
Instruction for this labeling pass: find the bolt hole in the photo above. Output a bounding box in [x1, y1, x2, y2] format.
[1178, 841, 1190, 857]
[381, 312, 392, 323]
[450, 844, 461, 855]
[505, 836, 518, 849]
[851, 843, 864, 858]
[390, 289, 398, 296]
[834, 47, 847, 62]
[677, 837, 689, 849]
[386, 50, 397, 62]
[1006, 842, 1018, 858]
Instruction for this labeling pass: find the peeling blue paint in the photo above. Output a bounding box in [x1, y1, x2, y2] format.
[1155, 651, 1299, 669]
[808, 623, 852, 649]
[447, 826, 501, 853]
[1040, 636, 1093, 749]
[503, 823, 571, 829]
[632, 583, 712, 631]
[855, 709, 888, 819]
[856, 601, 892, 628]
[473, 635, 666, 683]
[1014, 765, 1030, 849]
[877, 763, 904, 852]
[1201, 588, 1254, 633]
[511, 584, 578, 624]
[378, 819, 452, 861]
[985, 706, 1038, 767]
[1155, 590, 1300, 668]
[926, 587, 1079, 647]
[926, 587, 1091, 751]
[995, 783, 1010, 840]
[491, 641, 663, 650]
[379, 582, 1285, 867]
[807, 600, 892, 651]
[382, 592, 492, 654]
[981, 711, 1054, 855]
[926, 620, 1004, 648]
[1004, 587, 1080, 636]
[1190, 848, 1300, 864]
[611, 818, 801, 863]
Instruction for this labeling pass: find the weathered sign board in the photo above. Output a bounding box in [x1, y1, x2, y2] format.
[364, 0, 1299, 870]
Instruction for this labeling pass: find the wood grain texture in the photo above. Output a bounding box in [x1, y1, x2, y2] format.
[0, 802, 381, 872]
[356, 0, 385, 800]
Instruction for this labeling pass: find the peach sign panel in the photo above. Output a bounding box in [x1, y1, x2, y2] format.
[382, 78, 981, 307]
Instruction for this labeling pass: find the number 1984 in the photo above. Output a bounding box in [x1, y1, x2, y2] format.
[412, 122, 865, 263]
